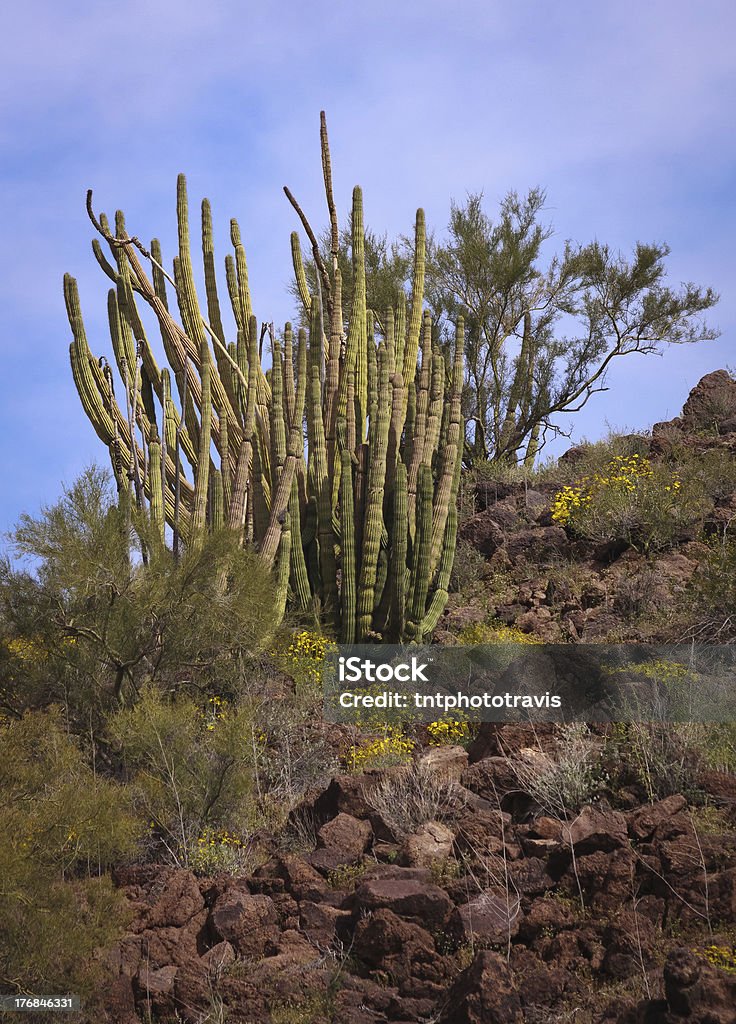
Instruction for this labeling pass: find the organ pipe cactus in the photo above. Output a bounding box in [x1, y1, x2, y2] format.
[65, 112, 464, 642]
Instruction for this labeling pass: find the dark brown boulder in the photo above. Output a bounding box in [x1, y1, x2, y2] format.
[208, 889, 279, 957]
[664, 946, 736, 1022]
[681, 369, 736, 433]
[437, 950, 523, 1024]
[355, 877, 453, 927]
[317, 811, 373, 856]
[448, 888, 521, 945]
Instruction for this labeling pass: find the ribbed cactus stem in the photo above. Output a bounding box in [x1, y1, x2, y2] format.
[209, 470, 223, 531]
[283, 323, 295, 432]
[290, 232, 312, 317]
[340, 450, 357, 644]
[270, 329, 287, 474]
[402, 209, 426, 394]
[388, 461, 408, 642]
[228, 315, 259, 531]
[148, 429, 165, 541]
[274, 511, 292, 623]
[191, 339, 212, 539]
[430, 318, 464, 573]
[408, 463, 433, 633]
[351, 187, 368, 442]
[288, 476, 312, 609]
[230, 219, 254, 340]
[305, 299, 338, 617]
[421, 440, 463, 636]
[259, 323, 307, 569]
[357, 344, 390, 638]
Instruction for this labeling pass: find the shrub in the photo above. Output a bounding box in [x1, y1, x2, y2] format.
[272, 628, 337, 696]
[189, 827, 259, 877]
[345, 726, 416, 771]
[0, 468, 279, 728]
[506, 724, 606, 818]
[366, 761, 463, 837]
[427, 714, 474, 746]
[0, 709, 138, 999]
[689, 536, 736, 642]
[449, 539, 488, 593]
[550, 453, 707, 552]
[458, 621, 542, 645]
[109, 686, 258, 866]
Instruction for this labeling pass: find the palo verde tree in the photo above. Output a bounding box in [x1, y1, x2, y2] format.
[64, 113, 464, 643]
[424, 189, 719, 465]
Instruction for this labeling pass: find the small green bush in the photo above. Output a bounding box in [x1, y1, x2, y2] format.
[110, 686, 258, 866]
[449, 539, 488, 593]
[551, 453, 704, 551]
[0, 709, 138, 999]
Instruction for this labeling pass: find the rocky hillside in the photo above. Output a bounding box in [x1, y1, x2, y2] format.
[446, 370, 736, 646]
[102, 735, 736, 1024]
[95, 372, 736, 1024]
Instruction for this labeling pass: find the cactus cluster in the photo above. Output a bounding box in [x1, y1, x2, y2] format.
[65, 113, 464, 642]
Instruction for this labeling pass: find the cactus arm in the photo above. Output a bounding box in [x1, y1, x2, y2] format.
[210, 469, 225, 531]
[395, 292, 407, 375]
[422, 340, 445, 466]
[290, 232, 312, 317]
[150, 238, 169, 310]
[430, 318, 464, 573]
[258, 323, 308, 568]
[190, 338, 212, 539]
[305, 299, 338, 617]
[228, 315, 259, 531]
[406, 312, 433, 535]
[407, 463, 433, 636]
[230, 218, 254, 333]
[421, 438, 463, 637]
[270, 328, 287, 475]
[147, 429, 165, 541]
[387, 461, 408, 642]
[356, 343, 390, 638]
[283, 323, 296, 432]
[350, 187, 368, 442]
[340, 449, 357, 644]
[288, 475, 312, 610]
[274, 511, 292, 624]
[401, 209, 426, 394]
[324, 267, 343, 476]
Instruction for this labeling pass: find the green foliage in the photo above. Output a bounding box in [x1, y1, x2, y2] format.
[0, 467, 277, 727]
[551, 453, 703, 551]
[0, 708, 137, 997]
[426, 191, 717, 465]
[109, 686, 258, 866]
[449, 538, 487, 593]
[690, 536, 736, 642]
[507, 724, 606, 817]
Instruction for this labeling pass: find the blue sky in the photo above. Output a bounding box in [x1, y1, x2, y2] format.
[1, 0, 734, 537]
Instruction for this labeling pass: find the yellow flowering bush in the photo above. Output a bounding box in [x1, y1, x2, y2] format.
[457, 621, 542, 645]
[427, 714, 473, 746]
[551, 454, 694, 551]
[189, 827, 254, 876]
[695, 945, 736, 974]
[346, 726, 415, 771]
[273, 629, 337, 693]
